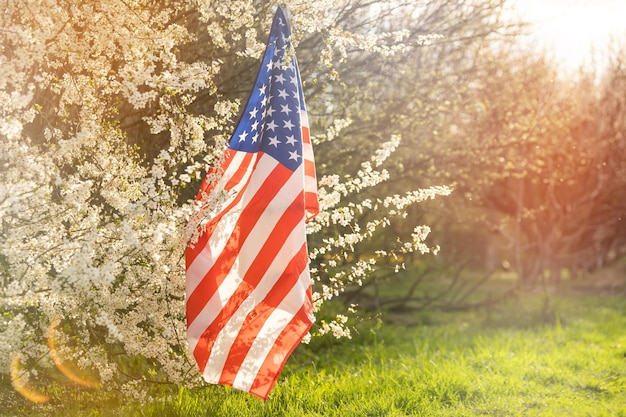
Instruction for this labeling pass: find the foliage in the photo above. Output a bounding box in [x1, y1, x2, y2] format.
[371, 20, 626, 296]
[295, 0, 522, 311]
[0, 0, 454, 398]
[448, 47, 626, 287]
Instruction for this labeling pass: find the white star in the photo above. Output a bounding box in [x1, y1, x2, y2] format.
[251, 120, 259, 131]
[290, 75, 298, 86]
[266, 120, 278, 131]
[275, 73, 286, 84]
[288, 150, 300, 161]
[278, 89, 289, 99]
[286, 135, 296, 146]
[249, 107, 258, 119]
[261, 95, 268, 108]
[238, 131, 248, 142]
[268, 136, 281, 147]
[266, 107, 276, 118]
[266, 61, 273, 72]
[280, 104, 291, 115]
[251, 132, 259, 143]
[283, 119, 294, 130]
[259, 84, 267, 95]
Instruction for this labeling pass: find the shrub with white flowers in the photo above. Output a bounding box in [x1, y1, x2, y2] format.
[0, 0, 449, 398]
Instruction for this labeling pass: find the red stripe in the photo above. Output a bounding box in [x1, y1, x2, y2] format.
[186, 185, 245, 268]
[248, 302, 313, 400]
[186, 221, 216, 271]
[191, 192, 305, 372]
[186, 151, 253, 265]
[186, 162, 292, 325]
[217, 243, 308, 386]
[305, 192, 319, 220]
[195, 149, 235, 202]
[301, 126, 310, 143]
[185, 153, 259, 267]
[224, 152, 254, 191]
[304, 159, 315, 176]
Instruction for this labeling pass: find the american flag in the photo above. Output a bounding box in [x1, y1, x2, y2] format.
[185, 7, 318, 400]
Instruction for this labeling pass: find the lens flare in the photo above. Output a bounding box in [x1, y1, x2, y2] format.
[10, 353, 50, 404]
[47, 316, 100, 389]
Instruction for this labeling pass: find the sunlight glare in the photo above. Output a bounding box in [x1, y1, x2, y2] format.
[48, 316, 101, 389]
[10, 353, 50, 404]
[511, 0, 626, 71]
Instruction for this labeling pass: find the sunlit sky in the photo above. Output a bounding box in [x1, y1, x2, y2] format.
[510, 0, 626, 72]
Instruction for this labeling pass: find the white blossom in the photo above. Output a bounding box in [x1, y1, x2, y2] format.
[0, 0, 446, 397]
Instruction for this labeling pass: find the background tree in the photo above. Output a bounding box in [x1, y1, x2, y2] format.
[339, 8, 626, 312]
[396, 36, 626, 311]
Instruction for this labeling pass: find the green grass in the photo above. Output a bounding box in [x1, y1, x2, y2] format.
[4, 293, 626, 416]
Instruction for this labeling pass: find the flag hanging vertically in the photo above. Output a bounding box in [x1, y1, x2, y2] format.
[185, 7, 318, 400]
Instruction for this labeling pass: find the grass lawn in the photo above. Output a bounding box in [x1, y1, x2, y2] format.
[3, 291, 626, 416]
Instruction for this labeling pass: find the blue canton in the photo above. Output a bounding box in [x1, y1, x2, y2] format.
[229, 8, 304, 172]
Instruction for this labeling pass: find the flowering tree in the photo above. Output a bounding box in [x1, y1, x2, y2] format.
[1, 0, 450, 399]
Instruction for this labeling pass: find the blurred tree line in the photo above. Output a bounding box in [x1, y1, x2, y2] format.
[161, 0, 626, 311]
[291, 0, 626, 311]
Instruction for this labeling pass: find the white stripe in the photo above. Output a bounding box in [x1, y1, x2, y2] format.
[232, 268, 310, 392]
[217, 151, 252, 193]
[305, 175, 317, 193]
[201, 215, 306, 383]
[187, 156, 277, 350]
[302, 143, 314, 164]
[186, 210, 236, 300]
[196, 163, 304, 382]
[300, 111, 309, 128]
[302, 139, 317, 200]
[187, 158, 303, 358]
[186, 154, 276, 296]
[193, 151, 255, 241]
[199, 151, 252, 217]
